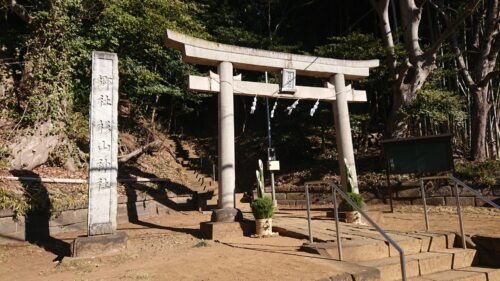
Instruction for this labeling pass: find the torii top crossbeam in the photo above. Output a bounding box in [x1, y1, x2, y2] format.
[165, 29, 379, 80]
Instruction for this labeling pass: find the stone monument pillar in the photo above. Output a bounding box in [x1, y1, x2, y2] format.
[73, 51, 126, 257]
[87, 51, 119, 235]
[331, 74, 359, 193]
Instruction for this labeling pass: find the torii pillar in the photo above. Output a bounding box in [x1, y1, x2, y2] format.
[332, 74, 359, 193]
[213, 61, 241, 222]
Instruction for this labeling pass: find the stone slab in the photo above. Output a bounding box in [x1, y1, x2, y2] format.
[0, 208, 14, 218]
[72, 232, 127, 258]
[427, 186, 453, 197]
[414, 197, 445, 206]
[418, 252, 453, 275]
[435, 248, 477, 269]
[200, 220, 253, 240]
[315, 272, 353, 281]
[0, 231, 25, 244]
[359, 255, 420, 281]
[397, 188, 421, 198]
[475, 197, 500, 207]
[50, 222, 87, 235]
[49, 209, 87, 227]
[0, 217, 19, 233]
[428, 234, 448, 251]
[445, 197, 476, 207]
[398, 232, 432, 253]
[277, 200, 298, 207]
[388, 238, 423, 257]
[286, 192, 307, 200]
[457, 267, 500, 281]
[303, 239, 390, 262]
[274, 193, 287, 200]
[413, 268, 486, 281]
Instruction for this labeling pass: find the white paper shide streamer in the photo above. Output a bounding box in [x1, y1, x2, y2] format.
[271, 99, 278, 118]
[250, 95, 257, 114]
[310, 99, 319, 116]
[286, 99, 300, 115]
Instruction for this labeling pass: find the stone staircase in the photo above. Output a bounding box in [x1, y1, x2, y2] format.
[172, 136, 218, 211]
[273, 215, 500, 281]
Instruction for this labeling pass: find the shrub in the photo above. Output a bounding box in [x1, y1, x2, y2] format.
[338, 192, 364, 212]
[455, 160, 500, 187]
[251, 196, 274, 219]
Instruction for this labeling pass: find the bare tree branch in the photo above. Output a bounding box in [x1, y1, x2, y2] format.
[118, 140, 162, 163]
[426, 0, 481, 56]
[478, 71, 500, 88]
[399, 0, 424, 61]
[428, 0, 475, 87]
[474, 0, 499, 80]
[488, 31, 500, 63]
[369, 0, 397, 79]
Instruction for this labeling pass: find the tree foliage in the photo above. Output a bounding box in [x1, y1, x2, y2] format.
[0, 0, 498, 170]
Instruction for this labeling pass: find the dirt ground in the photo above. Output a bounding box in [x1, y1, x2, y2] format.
[0, 204, 499, 281]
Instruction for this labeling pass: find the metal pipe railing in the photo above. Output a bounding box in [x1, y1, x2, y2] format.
[420, 179, 430, 231]
[450, 176, 500, 208]
[304, 182, 407, 281]
[331, 185, 343, 261]
[419, 175, 499, 249]
[454, 182, 467, 249]
[305, 184, 313, 243]
[330, 183, 407, 281]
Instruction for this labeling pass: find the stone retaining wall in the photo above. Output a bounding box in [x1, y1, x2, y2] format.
[0, 193, 193, 245]
[265, 184, 334, 209]
[376, 180, 500, 207]
[269, 180, 500, 209]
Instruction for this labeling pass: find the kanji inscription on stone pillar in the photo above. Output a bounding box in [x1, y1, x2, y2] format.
[88, 51, 119, 236]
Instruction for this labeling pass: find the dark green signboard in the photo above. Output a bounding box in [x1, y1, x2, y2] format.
[380, 134, 453, 174]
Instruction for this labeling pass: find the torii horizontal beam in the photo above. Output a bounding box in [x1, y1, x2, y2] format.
[165, 29, 379, 80]
[188, 74, 367, 102]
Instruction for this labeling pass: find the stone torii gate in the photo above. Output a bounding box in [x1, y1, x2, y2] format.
[165, 29, 378, 223]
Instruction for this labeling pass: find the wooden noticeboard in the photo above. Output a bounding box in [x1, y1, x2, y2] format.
[380, 134, 454, 212]
[380, 134, 454, 174]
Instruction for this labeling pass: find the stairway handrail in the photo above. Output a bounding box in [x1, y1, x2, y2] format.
[304, 182, 407, 281]
[449, 176, 500, 209]
[419, 175, 499, 249]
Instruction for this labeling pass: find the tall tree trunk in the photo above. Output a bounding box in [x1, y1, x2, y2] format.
[471, 88, 493, 161]
[388, 59, 436, 136]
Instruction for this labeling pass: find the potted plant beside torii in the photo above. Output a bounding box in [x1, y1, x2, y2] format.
[251, 160, 275, 237]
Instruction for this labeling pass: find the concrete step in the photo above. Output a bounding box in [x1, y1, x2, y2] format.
[359, 249, 477, 281]
[194, 189, 219, 211]
[302, 232, 452, 262]
[407, 266, 500, 281]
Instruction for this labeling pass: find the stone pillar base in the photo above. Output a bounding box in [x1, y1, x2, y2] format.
[200, 220, 254, 240]
[211, 207, 242, 222]
[72, 232, 127, 258]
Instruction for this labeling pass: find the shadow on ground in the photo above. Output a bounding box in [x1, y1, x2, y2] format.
[9, 170, 72, 261]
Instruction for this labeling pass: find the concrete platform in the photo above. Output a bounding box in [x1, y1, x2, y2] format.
[200, 220, 254, 240]
[72, 232, 127, 258]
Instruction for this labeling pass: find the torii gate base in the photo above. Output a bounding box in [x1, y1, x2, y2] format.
[200, 220, 254, 240]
